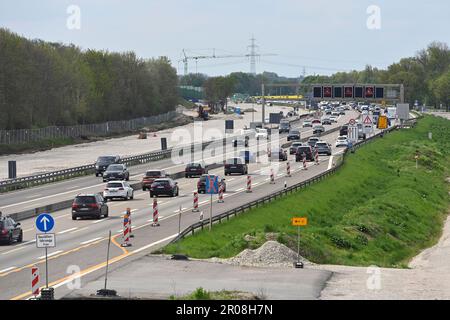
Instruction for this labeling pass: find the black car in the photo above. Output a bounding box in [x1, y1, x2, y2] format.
[95, 155, 121, 177]
[315, 141, 332, 155]
[295, 145, 315, 162]
[321, 117, 332, 125]
[287, 129, 301, 141]
[269, 148, 288, 161]
[102, 164, 130, 182]
[0, 215, 23, 244]
[340, 125, 349, 136]
[150, 178, 179, 197]
[72, 194, 109, 220]
[197, 175, 226, 194]
[313, 125, 325, 135]
[185, 162, 208, 178]
[224, 158, 248, 175]
[279, 121, 291, 133]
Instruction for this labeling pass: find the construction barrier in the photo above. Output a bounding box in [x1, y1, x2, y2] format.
[270, 169, 275, 184]
[152, 198, 160, 227]
[218, 184, 224, 203]
[31, 266, 40, 297]
[246, 175, 252, 193]
[127, 208, 134, 238]
[315, 150, 319, 165]
[303, 155, 307, 170]
[192, 192, 199, 212]
[287, 161, 291, 177]
[121, 214, 131, 247]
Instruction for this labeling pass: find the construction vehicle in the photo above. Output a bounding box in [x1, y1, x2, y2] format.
[198, 105, 210, 120]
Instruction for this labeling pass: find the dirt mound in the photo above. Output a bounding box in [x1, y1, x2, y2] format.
[224, 241, 311, 268]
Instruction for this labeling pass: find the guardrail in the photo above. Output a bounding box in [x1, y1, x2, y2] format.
[170, 125, 398, 243]
[0, 112, 314, 193]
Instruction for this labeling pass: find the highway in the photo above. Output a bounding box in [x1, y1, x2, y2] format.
[0, 110, 366, 300]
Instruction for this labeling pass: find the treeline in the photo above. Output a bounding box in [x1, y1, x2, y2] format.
[0, 28, 178, 130]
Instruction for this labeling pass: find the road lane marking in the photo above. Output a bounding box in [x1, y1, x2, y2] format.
[92, 218, 110, 224]
[70, 226, 89, 233]
[132, 234, 178, 254]
[80, 237, 103, 245]
[1, 246, 26, 255]
[57, 227, 78, 234]
[37, 250, 63, 260]
[0, 267, 16, 274]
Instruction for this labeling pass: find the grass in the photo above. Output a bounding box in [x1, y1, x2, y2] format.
[169, 287, 261, 300]
[163, 115, 450, 268]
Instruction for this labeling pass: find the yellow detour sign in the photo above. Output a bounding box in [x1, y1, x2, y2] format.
[292, 217, 308, 226]
[378, 115, 388, 129]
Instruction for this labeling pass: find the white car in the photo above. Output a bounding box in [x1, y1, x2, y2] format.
[303, 120, 312, 128]
[330, 115, 338, 123]
[335, 136, 349, 148]
[103, 181, 134, 201]
[255, 128, 268, 140]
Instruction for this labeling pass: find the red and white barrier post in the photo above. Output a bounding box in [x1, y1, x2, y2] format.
[270, 168, 275, 184]
[152, 198, 160, 227]
[302, 153, 307, 170]
[218, 184, 224, 203]
[286, 161, 291, 177]
[121, 213, 131, 247]
[31, 266, 40, 297]
[315, 149, 319, 165]
[192, 192, 199, 212]
[246, 175, 252, 193]
[126, 208, 134, 238]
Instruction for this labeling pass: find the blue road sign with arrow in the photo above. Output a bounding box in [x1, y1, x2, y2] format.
[36, 213, 55, 233]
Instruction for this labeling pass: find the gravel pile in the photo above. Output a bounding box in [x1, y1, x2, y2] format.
[211, 241, 311, 268]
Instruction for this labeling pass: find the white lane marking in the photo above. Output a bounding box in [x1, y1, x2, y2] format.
[92, 218, 110, 224]
[132, 234, 178, 254]
[37, 250, 63, 260]
[199, 200, 209, 205]
[235, 188, 245, 192]
[55, 214, 71, 220]
[27, 194, 42, 199]
[116, 229, 123, 233]
[57, 227, 78, 234]
[1, 246, 26, 255]
[0, 267, 17, 273]
[130, 209, 138, 213]
[253, 182, 260, 186]
[70, 227, 89, 234]
[80, 237, 103, 245]
[227, 178, 235, 182]
[173, 208, 187, 213]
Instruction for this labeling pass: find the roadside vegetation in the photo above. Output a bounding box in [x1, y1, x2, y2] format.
[164, 115, 450, 267]
[169, 287, 262, 300]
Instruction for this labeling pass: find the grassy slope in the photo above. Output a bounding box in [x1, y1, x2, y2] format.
[164, 115, 450, 268]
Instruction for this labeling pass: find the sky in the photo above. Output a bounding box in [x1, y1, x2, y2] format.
[0, 0, 449, 77]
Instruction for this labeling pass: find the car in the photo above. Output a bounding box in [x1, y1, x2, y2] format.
[289, 142, 304, 154]
[232, 138, 249, 148]
[185, 162, 208, 178]
[72, 194, 109, 220]
[255, 128, 269, 140]
[339, 125, 349, 136]
[357, 123, 367, 140]
[197, 175, 226, 194]
[324, 109, 332, 115]
[279, 121, 291, 133]
[330, 115, 338, 123]
[0, 215, 22, 244]
[269, 148, 288, 161]
[287, 129, 301, 141]
[95, 155, 121, 177]
[331, 111, 340, 117]
[141, 169, 168, 191]
[321, 117, 332, 125]
[149, 178, 179, 197]
[103, 181, 134, 201]
[313, 125, 325, 135]
[102, 164, 129, 182]
[295, 145, 314, 162]
[335, 136, 349, 147]
[224, 157, 248, 175]
[307, 137, 320, 148]
[302, 120, 312, 128]
[311, 119, 321, 125]
[315, 141, 332, 155]
[239, 150, 256, 164]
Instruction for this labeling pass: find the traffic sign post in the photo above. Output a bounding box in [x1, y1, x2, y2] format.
[35, 213, 55, 290]
[291, 217, 308, 268]
[205, 175, 219, 231]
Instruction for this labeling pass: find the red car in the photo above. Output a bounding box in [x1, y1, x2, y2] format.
[142, 170, 167, 191]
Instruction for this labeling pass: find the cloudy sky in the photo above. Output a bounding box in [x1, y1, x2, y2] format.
[1, 0, 449, 77]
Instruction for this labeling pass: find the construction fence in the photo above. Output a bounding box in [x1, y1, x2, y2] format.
[0, 110, 178, 145]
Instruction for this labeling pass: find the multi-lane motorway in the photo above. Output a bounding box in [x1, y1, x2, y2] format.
[0, 110, 365, 300]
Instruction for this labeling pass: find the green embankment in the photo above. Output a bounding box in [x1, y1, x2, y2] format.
[163, 115, 450, 267]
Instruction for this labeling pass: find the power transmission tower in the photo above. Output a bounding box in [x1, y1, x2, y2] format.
[248, 36, 258, 75]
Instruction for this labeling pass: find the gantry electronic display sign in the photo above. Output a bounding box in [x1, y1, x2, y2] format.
[312, 85, 385, 100]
